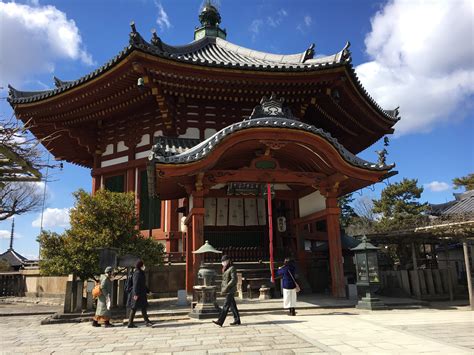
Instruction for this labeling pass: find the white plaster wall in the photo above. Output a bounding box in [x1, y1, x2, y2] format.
[100, 155, 128, 168]
[135, 150, 150, 160]
[298, 190, 326, 218]
[179, 127, 200, 139]
[102, 144, 114, 156]
[117, 141, 128, 152]
[137, 134, 150, 147]
[204, 128, 217, 139]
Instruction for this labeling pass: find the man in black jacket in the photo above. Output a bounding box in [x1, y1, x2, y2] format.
[127, 259, 153, 328]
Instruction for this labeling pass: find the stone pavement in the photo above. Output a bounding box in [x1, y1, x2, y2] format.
[0, 307, 473, 354]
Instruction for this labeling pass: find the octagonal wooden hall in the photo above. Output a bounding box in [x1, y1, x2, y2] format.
[8, 4, 398, 297]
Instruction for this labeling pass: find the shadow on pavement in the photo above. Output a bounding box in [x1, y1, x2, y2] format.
[151, 321, 203, 328]
[240, 320, 305, 326]
[296, 311, 357, 316]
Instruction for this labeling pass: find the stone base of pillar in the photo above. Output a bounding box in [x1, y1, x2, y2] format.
[356, 292, 387, 310]
[188, 285, 221, 319]
[259, 286, 271, 300]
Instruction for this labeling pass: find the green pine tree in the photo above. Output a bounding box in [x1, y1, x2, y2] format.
[452, 173, 474, 191]
[373, 178, 428, 231]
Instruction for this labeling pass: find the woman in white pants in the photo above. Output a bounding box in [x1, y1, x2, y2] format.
[277, 257, 298, 316]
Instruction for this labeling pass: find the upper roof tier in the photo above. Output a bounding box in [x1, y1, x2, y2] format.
[7, 22, 399, 123]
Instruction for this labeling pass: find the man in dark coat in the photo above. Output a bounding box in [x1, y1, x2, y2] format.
[213, 255, 241, 326]
[127, 259, 153, 328]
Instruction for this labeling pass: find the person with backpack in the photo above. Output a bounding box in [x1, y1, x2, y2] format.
[127, 259, 153, 328]
[213, 255, 241, 327]
[92, 266, 114, 327]
[277, 257, 299, 316]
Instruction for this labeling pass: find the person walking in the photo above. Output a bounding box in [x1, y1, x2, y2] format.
[127, 259, 153, 328]
[92, 266, 114, 327]
[213, 255, 241, 327]
[277, 257, 298, 316]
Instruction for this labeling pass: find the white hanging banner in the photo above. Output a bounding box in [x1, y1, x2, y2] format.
[244, 198, 258, 226]
[204, 198, 217, 226]
[216, 198, 229, 226]
[257, 198, 267, 226]
[229, 198, 244, 226]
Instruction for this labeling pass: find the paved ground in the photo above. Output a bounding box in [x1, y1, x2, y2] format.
[0, 307, 473, 354]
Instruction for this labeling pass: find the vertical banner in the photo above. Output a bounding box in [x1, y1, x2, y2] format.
[267, 183, 275, 283]
[244, 198, 258, 226]
[204, 198, 217, 226]
[229, 198, 244, 226]
[257, 198, 267, 225]
[216, 198, 229, 226]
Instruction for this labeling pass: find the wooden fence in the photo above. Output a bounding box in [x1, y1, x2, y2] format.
[380, 268, 460, 300]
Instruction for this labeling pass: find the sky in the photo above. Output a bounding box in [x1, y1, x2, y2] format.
[0, 0, 473, 258]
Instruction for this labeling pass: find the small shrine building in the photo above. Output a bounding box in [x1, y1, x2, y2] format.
[8, 5, 398, 297]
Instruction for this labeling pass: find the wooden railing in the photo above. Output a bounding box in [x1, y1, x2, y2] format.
[204, 247, 269, 262]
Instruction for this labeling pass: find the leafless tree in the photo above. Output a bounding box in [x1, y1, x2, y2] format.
[0, 182, 43, 220]
[354, 196, 376, 221]
[344, 196, 378, 236]
[0, 115, 56, 220]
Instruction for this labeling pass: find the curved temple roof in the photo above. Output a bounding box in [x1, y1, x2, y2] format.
[149, 95, 394, 173]
[7, 23, 399, 122]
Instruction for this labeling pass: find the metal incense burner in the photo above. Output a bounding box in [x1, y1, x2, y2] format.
[188, 240, 222, 319]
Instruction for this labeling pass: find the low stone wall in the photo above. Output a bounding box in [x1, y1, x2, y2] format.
[146, 263, 186, 297]
[21, 269, 68, 299]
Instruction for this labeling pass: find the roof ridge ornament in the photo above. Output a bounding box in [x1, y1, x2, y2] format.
[342, 41, 351, 62]
[248, 94, 295, 120]
[129, 21, 146, 46]
[194, 0, 226, 40]
[150, 29, 163, 50]
[302, 43, 315, 62]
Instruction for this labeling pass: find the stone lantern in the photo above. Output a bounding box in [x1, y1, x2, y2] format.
[351, 236, 387, 310]
[189, 241, 222, 319]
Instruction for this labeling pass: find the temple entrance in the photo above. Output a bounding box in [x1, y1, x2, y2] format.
[149, 97, 395, 297]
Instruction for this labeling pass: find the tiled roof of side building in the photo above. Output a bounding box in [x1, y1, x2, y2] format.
[0, 249, 28, 267]
[7, 25, 400, 123]
[430, 190, 474, 215]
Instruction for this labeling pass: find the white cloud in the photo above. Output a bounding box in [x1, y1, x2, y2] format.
[155, 1, 171, 31]
[297, 14, 312, 34]
[267, 8, 288, 27]
[32, 207, 70, 229]
[355, 0, 474, 135]
[424, 181, 451, 192]
[0, 2, 94, 87]
[0, 229, 22, 239]
[0, 230, 11, 239]
[249, 19, 263, 41]
[250, 9, 288, 41]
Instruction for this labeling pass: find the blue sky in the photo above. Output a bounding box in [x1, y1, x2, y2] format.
[0, 0, 473, 258]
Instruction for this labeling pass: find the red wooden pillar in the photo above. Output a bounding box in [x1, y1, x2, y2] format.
[126, 168, 135, 193]
[92, 175, 101, 195]
[326, 196, 346, 298]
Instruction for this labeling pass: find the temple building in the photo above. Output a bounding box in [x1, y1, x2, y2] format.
[8, 4, 398, 297]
